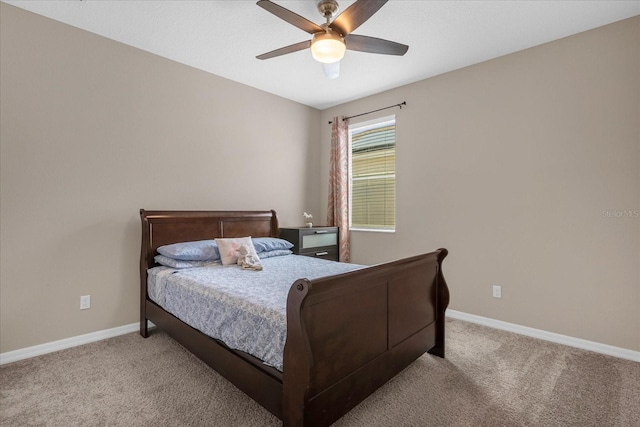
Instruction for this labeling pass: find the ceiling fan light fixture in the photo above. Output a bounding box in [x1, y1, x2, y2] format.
[311, 32, 346, 64]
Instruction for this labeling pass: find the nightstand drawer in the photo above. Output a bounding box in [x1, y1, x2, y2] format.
[302, 231, 337, 249]
[300, 247, 339, 261]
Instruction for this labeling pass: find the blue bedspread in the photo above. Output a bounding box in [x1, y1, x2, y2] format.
[147, 254, 364, 371]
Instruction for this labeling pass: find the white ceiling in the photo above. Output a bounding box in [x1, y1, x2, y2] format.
[4, 0, 639, 110]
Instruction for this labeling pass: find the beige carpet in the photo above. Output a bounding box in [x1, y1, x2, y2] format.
[1, 318, 638, 426]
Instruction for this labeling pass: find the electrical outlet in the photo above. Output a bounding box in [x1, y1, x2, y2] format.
[492, 285, 502, 299]
[80, 295, 91, 310]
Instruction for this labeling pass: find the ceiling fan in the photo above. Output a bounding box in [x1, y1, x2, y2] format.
[256, 0, 409, 79]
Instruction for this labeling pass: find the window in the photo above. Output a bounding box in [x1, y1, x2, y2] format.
[349, 116, 396, 231]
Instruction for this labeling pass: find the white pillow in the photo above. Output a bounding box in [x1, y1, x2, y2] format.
[215, 237, 259, 266]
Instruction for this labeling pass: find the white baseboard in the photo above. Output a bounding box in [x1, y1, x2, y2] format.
[446, 309, 640, 363]
[0, 322, 141, 365]
[2, 313, 638, 365]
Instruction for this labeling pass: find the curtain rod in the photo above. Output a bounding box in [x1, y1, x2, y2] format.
[328, 101, 406, 124]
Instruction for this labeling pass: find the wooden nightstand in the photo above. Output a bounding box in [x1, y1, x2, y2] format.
[279, 226, 339, 261]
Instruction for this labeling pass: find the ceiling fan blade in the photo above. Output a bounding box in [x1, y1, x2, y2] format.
[256, 0, 324, 34]
[345, 34, 408, 56]
[256, 40, 311, 60]
[329, 0, 388, 36]
[322, 62, 340, 79]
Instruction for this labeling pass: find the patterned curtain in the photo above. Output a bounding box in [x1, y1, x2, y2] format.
[327, 116, 350, 262]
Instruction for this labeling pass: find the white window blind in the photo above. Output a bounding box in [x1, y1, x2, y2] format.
[349, 117, 396, 231]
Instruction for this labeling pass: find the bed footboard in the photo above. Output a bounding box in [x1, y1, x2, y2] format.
[282, 249, 449, 427]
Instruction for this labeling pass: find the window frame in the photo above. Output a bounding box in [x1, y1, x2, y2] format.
[348, 115, 396, 233]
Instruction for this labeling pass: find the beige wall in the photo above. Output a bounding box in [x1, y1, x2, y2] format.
[0, 4, 321, 353]
[320, 16, 640, 352]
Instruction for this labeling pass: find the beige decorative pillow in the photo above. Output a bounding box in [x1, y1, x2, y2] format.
[215, 237, 259, 266]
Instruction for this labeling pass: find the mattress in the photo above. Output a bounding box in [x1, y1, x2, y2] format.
[147, 254, 364, 371]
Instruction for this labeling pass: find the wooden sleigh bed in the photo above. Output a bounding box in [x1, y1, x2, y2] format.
[139, 209, 449, 427]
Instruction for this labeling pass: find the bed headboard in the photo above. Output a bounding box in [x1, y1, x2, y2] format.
[139, 209, 279, 273]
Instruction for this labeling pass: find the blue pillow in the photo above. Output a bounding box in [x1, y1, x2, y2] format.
[156, 240, 220, 261]
[154, 255, 220, 269]
[251, 237, 293, 254]
[258, 249, 292, 259]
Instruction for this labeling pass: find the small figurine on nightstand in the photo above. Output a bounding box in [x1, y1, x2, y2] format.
[303, 212, 313, 228]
